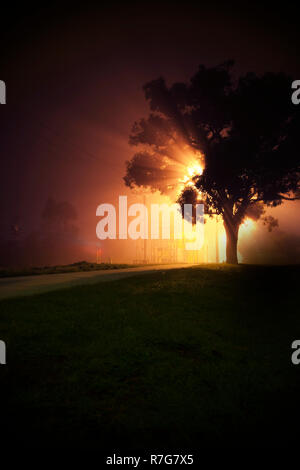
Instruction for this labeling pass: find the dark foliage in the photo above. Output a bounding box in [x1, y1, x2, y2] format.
[124, 62, 300, 263]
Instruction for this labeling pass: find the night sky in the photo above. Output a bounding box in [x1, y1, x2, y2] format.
[1, 1, 299, 265]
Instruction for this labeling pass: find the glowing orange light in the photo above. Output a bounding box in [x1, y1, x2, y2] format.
[177, 158, 204, 195]
[186, 162, 203, 178]
[240, 218, 255, 235]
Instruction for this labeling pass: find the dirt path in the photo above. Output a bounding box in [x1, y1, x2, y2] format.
[0, 264, 192, 300]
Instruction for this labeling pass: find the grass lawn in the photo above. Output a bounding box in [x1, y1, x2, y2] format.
[0, 264, 299, 449]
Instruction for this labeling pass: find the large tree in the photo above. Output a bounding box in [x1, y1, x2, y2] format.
[124, 61, 300, 263]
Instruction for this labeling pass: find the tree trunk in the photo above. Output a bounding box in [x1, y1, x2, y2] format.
[223, 218, 240, 264]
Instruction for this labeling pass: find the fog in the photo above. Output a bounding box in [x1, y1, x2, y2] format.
[1, 4, 299, 267]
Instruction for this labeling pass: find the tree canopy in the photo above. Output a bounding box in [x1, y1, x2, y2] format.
[124, 61, 300, 263]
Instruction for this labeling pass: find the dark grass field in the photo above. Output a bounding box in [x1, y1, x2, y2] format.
[0, 264, 299, 450]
